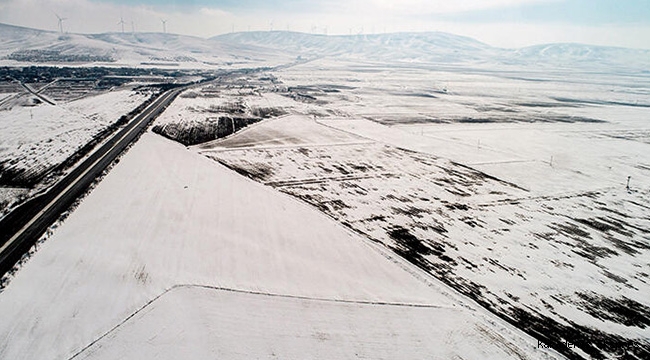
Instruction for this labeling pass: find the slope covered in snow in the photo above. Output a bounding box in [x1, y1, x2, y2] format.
[513, 43, 650, 73]
[0, 87, 151, 215]
[203, 115, 650, 360]
[213, 31, 650, 73]
[213, 31, 496, 64]
[0, 23, 288, 68]
[1, 20, 649, 360]
[2, 22, 648, 73]
[189, 63, 650, 359]
[0, 133, 555, 360]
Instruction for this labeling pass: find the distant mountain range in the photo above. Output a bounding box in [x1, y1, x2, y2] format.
[1, 22, 648, 73]
[0, 23, 286, 68]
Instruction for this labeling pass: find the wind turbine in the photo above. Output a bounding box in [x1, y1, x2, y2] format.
[55, 13, 66, 34]
[117, 16, 125, 33]
[161, 19, 167, 33]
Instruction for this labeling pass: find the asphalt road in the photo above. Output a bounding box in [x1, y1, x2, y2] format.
[0, 87, 183, 277]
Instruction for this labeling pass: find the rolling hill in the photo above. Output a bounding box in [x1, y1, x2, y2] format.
[0, 23, 288, 68]
[0, 22, 648, 72]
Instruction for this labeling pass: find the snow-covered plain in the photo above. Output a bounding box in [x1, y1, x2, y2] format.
[194, 61, 650, 359]
[75, 285, 530, 360]
[0, 133, 554, 360]
[197, 114, 368, 150]
[2, 26, 650, 360]
[154, 81, 285, 126]
[207, 117, 650, 356]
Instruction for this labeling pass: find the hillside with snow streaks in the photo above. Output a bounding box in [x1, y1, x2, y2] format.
[0, 23, 288, 68]
[1, 20, 650, 360]
[0, 133, 553, 360]
[1, 22, 649, 72]
[213, 31, 650, 72]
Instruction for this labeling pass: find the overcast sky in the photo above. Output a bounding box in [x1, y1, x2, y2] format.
[1, 0, 649, 49]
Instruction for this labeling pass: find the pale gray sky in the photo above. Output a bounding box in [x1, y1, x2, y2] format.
[1, 0, 649, 49]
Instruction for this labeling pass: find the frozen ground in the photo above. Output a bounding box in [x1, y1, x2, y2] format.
[0, 134, 554, 360]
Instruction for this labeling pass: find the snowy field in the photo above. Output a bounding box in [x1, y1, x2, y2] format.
[0, 87, 150, 214]
[1, 46, 649, 359]
[0, 134, 555, 360]
[152, 80, 287, 145]
[206, 118, 649, 360]
[194, 60, 650, 359]
[271, 59, 650, 125]
[74, 285, 532, 360]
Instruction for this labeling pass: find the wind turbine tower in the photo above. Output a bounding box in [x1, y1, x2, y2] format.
[55, 14, 66, 34]
[161, 19, 167, 34]
[118, 17, 126, 33]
